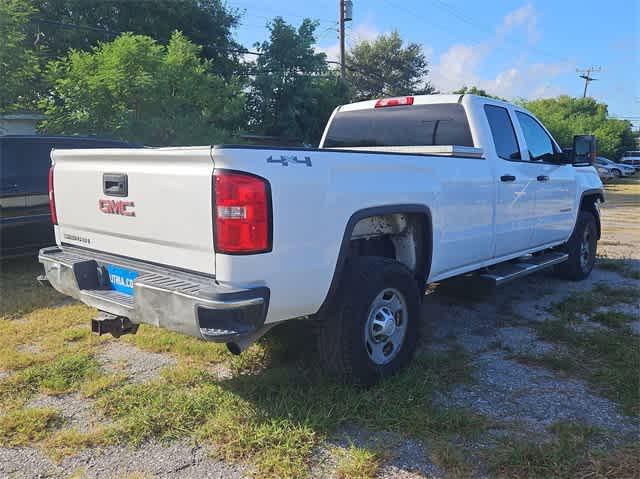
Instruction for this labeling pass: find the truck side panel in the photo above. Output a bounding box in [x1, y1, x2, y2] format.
[211, 147, 494, 324]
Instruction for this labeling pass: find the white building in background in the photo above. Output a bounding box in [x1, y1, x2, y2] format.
[0, 112, 46, 135]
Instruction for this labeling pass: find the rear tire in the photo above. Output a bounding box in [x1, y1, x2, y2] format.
[317, 257, 421, 385]
[555, 210, 597, 281]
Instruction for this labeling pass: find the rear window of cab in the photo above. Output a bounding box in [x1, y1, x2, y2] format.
[323, 104, 473, 148]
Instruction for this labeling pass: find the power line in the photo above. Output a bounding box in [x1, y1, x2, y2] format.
[378, 0, 571, 66]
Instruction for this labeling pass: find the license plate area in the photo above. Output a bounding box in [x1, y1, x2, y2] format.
[106, 264, 138, 296]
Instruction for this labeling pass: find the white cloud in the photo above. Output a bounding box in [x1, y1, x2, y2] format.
[429, 3, 571, 99]
[316, 21, 380, 62]
[497, 3, 540, 44]
[349, 22, 380, 44]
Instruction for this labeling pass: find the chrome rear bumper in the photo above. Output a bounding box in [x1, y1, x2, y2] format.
[38, 246, 269, 342]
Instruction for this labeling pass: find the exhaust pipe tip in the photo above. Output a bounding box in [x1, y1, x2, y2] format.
[226, 342, 242, 355]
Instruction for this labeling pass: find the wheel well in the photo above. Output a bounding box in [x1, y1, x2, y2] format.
[580, 193, 603, 239]
[347, 212, 431, 289]
[315, 206, 433, 318]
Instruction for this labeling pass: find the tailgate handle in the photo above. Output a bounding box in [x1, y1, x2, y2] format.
[103, 173, 128, 197]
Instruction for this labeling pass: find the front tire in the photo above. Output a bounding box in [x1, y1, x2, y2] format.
[555, 210, 598, 281]
[317, 257, 421, 385]
[612, 169, 621, 178]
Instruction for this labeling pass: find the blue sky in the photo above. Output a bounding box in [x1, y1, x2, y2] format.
[229, 0, 638, 126]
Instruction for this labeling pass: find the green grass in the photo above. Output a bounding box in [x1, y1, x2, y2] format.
[430, 440, 473, 478]
[0, 258, 64, 319]
[532, 320, 639, 416]
[1, 353, 100, 403]
[487, 421, 639, 479]
[0, 407, 62, 446]
[0, 302, 98, 372]
[550, 284, 639, 322]
[589, 311, 636, 329]
[334, 445, 381, 479]
[45, 428, 109, 462]
[123, 325, 230, 365]
[596, 257, 640, 280]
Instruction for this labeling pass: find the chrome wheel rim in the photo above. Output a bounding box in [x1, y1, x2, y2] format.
[580, 226, 593, 270]
[364, 288, 408, 365]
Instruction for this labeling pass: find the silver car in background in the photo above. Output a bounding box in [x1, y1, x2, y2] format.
[620, 151, 640, 172]
[595, 164, 615, 182]
[594, 157, 636, 178]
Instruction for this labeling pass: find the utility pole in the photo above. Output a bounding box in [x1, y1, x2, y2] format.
[577, 67, 601, 98]
[338, 0, 353, 78]
[339, 0, 345, 78]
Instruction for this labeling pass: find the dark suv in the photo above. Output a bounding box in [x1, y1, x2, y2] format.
[1, 135, 137, 258]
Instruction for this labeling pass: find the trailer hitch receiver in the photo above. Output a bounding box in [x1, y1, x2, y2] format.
[92, 312, 139, 338]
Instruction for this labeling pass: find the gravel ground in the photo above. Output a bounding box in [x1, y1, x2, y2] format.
[27, 393, 103, 433]
[321, 424, 446, 479]
[97, 341, 177, 383]
[0, 441, 250, 479]
[440, 351, 637, 437]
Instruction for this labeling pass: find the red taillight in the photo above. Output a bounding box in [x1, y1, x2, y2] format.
[213, 170, 271, 254]
[374, 96, 414, 108]
[48, 165, 58, 225]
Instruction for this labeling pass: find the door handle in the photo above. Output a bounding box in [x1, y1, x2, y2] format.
[537, 175, 549, 182]
[500, 175, 516, 182]
[103, 173, 128, 197]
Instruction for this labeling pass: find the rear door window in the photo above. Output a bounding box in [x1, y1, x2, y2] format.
[484, 105, 521, 161]
[1, 141, 52, 193]
[323, 104, 474, 148]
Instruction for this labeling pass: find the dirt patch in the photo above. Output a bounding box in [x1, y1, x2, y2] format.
[97, 342, 176, 383]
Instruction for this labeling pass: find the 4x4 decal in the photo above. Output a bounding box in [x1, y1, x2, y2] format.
[266, 155, 312, 167]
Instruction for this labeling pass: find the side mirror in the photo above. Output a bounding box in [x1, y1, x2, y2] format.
[572, 135, 597, 164]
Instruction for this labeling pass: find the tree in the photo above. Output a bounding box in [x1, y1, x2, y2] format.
[346, 31, 435, 101]
[0, 0, 40, 112]
[453, 86, 504, 101]
[247, 18, 349, 145]
[523, 96, 635, 159]
[40, 32, 245, 145]
[24, 0, 242, 76]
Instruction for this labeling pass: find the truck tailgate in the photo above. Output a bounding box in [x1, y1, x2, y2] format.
[51, 146, 215, 275]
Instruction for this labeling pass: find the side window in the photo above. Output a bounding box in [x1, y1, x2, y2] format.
[2, 141, 53, 193]
[484, 105, 521, 161]
[515, 111, 555, 162]
[1, 143, 16, 184]
[1, 142, 22, 187]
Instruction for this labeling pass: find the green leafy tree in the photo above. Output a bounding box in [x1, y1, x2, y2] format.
[0, 0, 40, 111]
[247, 17, 349, 145]
[26, 0, 242, 76]
[346, 31, 435, 101]
[453, 86, 504, 101]
[523, 96, 635, 159]
[40, 32, 245, 145]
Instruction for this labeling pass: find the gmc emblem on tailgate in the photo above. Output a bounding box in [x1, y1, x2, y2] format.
[99, 199, 135, 216]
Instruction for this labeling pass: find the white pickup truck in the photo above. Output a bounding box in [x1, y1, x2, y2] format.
[39, 94, 604, 384]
